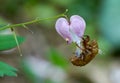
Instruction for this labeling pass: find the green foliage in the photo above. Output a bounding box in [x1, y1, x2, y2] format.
[0, 34, 25, 51]
[0, 0, 25, 18]
[68, 3, 93, 21]
[99, 0, 120, 47]
[98, 37, 112, 57]
[49, 0, 74, 7]
[0, 61, 17, 77]
[85, 24, 98, 39]
[0, 17, 8, 25]
[25, 4, 58, 28]
[47, 48, 68, 69]
[67, 0, 100, 22]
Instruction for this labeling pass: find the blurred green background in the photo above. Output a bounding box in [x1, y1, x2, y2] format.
[0, 0, 120, 83]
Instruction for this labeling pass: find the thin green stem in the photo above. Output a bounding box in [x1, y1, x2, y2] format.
[11, 28, 23, 56]
[0, 9, 68, 31]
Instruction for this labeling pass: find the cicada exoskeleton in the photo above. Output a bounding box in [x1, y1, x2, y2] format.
[70, 35, 98, 66]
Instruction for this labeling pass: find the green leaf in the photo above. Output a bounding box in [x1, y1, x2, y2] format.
[0, 34, 25, 51]
[47, 48, 68, 69]
[0, 61, 17, 77]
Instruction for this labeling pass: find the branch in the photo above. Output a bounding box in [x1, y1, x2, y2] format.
[0, 9, 68, 31]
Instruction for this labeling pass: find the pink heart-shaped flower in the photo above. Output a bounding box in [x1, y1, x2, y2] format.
[70, 15, 86, 37]
[55, 15, 86, 44]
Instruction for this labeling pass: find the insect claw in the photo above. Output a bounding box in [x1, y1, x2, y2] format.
[75, 42, 85, 51]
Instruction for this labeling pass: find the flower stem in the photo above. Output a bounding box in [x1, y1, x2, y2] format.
[0, 9, 68, 31]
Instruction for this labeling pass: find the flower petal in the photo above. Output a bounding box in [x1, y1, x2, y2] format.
[70, 15, 86, 37]
[55, 18, 72, 44]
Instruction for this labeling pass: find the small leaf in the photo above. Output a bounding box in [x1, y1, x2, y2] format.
[0, 34, 25, 51]
[0, 61, 17, 77]
[47, 48, 68, 68]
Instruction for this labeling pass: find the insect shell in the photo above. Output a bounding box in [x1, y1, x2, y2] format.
[70, 35, 99, 66]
